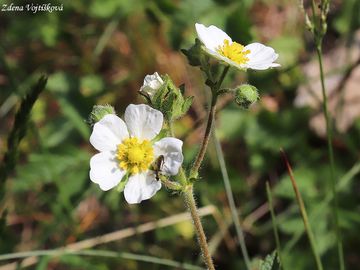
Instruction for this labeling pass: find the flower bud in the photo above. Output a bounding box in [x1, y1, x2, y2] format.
[139, 73, 193, 121]
[234, 84, 259, 109]
[139, 72, 164, 98]
[88, 104, 115, 125]
[181, 38, 209, 68]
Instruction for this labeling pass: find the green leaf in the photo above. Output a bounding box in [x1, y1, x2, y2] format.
[14, 147, 90, 193]
[80, 75, 105, 96]
[181, 96, 194, 115]
[275, 166, 319, 200]
[259, 251, 280, 270]
[269, 36, 303, 68]
[278, 216, 304, 234]
[47, 72, 73, 94]
[58, 97, 90, 139]
[152, 128, 169, 142]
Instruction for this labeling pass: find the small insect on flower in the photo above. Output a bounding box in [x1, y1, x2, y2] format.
[195, 23, 280, 71]
[151, 155, 165, 181]
[89, 104, 184, 204]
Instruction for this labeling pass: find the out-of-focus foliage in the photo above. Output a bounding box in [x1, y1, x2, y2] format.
[1, 0, 360, 269]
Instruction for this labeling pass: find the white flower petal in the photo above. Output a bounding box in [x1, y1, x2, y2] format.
[195, 23, 231, 52]
[90, 151, 125, 191]
[244, 43, 280, 70]
[124, 171, 161, 204]
[124, 104, 163, 140]
[140, 72, 164, 97]
[90, 114, 129, 152]
[153, 137, 183, 176]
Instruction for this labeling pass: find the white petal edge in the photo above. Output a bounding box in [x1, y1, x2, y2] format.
[90, 151, 125, 191]
[124, 171, 161, 204]
[153, 137, 184, 176]
[90, 114, 129, 152]
[124, 104, 163, 140]
[195, 23, 232, 52]
[244, 43, 280, 70]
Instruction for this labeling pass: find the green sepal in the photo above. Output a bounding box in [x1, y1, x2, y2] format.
[217, 88, 231, 96]
[88, 104, 115, 125]
[138, 90, 152, 105]
[116, 172, 130, 192]
[150, 75, 192, 121]
[152, 128, 169, 142]
[181, 38, 208, 67]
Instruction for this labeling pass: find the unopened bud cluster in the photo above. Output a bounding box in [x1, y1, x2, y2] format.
[139, 73, 193, 122]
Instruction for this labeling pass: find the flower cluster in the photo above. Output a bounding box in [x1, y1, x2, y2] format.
[89, 23, 280, 204]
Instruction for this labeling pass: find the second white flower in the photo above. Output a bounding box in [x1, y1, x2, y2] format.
[195, 23, 280, 71]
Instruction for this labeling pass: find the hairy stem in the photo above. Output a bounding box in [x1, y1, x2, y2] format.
[190, 66, 229, 178]
[190, 94, 217, 178]
[183, 66, 229, 270]
[183, 185, 215, 270]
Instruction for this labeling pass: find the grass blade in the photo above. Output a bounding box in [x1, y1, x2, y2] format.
[0, 76, 47, 202]
[213, 130, 251, 269]
[280, 149, 323, 270]
[0, 249, 205, 270]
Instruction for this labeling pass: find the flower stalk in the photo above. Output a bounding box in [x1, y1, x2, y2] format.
[190, 93, 217, 179]
[181, 65, 232, 270]
[190, 66, 229, 179]
[183, 185, 215, 270]
[301, 0, 344, 268]
[316, 44, 344, 270]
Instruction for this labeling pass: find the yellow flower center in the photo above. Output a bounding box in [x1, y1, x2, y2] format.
[116, 137, 154, 175]
[217, 39, 250, 65]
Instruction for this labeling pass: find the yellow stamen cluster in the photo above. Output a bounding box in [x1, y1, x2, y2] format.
[217, 39, 250, 65]
[117, 137, 154, 175]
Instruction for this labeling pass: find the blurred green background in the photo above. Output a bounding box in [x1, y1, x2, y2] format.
[1, 0, 360, 269]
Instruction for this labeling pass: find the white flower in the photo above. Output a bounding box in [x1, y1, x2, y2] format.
[195, 23, 280, 70]
[89, 104, 183, 204]
[140, 72, 164, 97]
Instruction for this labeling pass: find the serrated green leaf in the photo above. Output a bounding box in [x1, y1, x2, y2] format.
[259, 251, 280, 270]
[181, 96, 194, 115]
